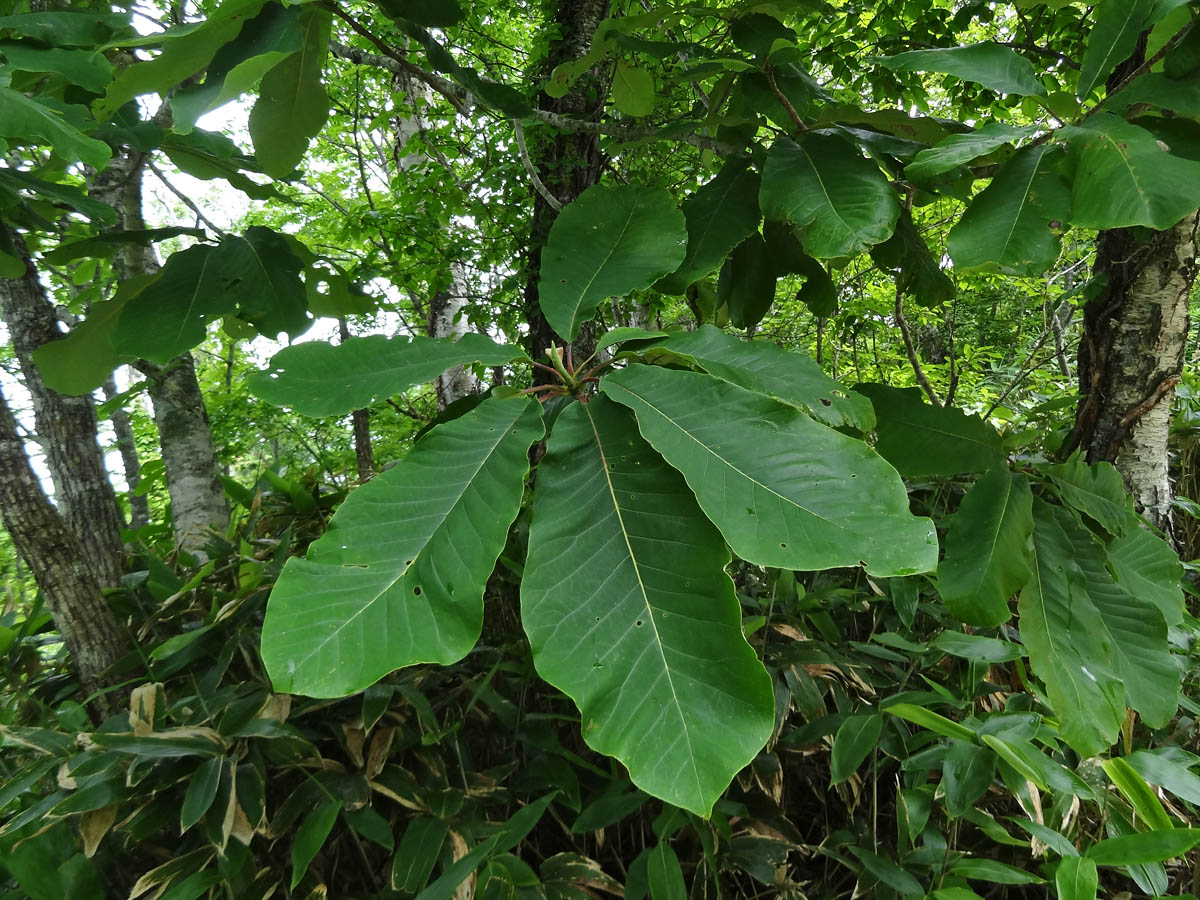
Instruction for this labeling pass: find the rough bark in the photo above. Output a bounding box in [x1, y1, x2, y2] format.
[521, 0, 609, 379]
[0, 228, 125, 588]
[1070, 212, 1199, 530]
[97, 149, 230, 556]
[0, 384, 126, 716]
[338, 318, 375, 480]
[103, 372, 151, 529]
[137, 355, 229, 558]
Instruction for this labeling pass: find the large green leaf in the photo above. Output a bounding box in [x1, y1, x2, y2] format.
[521, 397, 773, 816]
[939, 467, 1034, 628]
[0, 11, 132, 47]
[878, 43, 1047, 96]
[172, 2, 302, 133]
[1085, 829, 1200, 866]
[655, 160, 762, 294]
[1107, 71, 1200, 118]
[759, 134, 900, 258]
[221, 226, 310, 339]
[32, 274, 153, 395]
[248, 5, 331, 179]
[635, 324, 875, 430]
[43, 227, 206, 265]
[0, 42, 114, 92]
[1043, 455, 1130, 536]
[905, 123, 1037, 182]
[112, 243, 229, 363]
[0, 89, 110, 168]
[261, 395, 543, 697]
[1077, 0, 1156, 99]
[601, 365, 938, 576]
[538, 184, 686, 341]
[1052, 505, 1177, 728]
[248, 333, 522, 418]
[94, 0, 266, 120]
[1107, 522, 1184, 626]
[853, 384, 1005, 477]
[717, 232, 775, 329]
[946, 144, 1072, 276]
[869, 208, 955, 307]
[1019, 499, 1125, 758]
[1060, 113, 1200, 229]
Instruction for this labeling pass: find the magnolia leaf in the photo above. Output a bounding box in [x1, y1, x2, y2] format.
[1061, 113, 1200, 230]
[655, 160, 762, 294]
[221, 226, 310, 339]
[248, 5, 331, 179]
[248, 333, 522, 417]
[0, 11, 131, 47]
[522, 397, 773, 817]
[261, 395, 543, 697]
[1077, 0, 1157, 99]
[0, 42, 114, 92]
[612, 61, 654, 116]
[763, 221, 839, 316]
[1053, 505, 1177, 728]
[1107, 522, 1184, 626]
[172, 3, 303, 133]
[878, 43, 1047, 96]
[759, 134, 900, 258]
[601, 365, 938, 576]
[853, 383, 1005, 477]
[1106, 71, 1200, 118]
[539, 184, 686, 340]
[717, 232, 775, 329]
[43, 227, 206, 265]
[906, 122, 1037, 182]
[1019, 498, 1125, 758]
[32, 274, 154, 395]
[375, 0, 463, 27]
[95, 0, 267, 120]
[636, 324, 875, 430]
[1043, 455, 1130, 536]
[947, 144, 1072, 276]
[869, 208, 955, 307]
[0, 89, 111, 168]
[939, 467, 1034, 627]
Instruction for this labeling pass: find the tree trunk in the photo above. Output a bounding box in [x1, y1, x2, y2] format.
[0, 384, 126, 716]
[521, 0, 609, 377]
[137, 355, 229, 559]
[338, 318, 375, 480]
[97, 149, 230, 556]
[103, 372, 151, 529]
[1071, 212, 1199, 530]
[429, 272, 477, 410]
[0, 228, 125, 588]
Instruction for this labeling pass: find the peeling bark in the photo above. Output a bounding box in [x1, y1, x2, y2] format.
[0, 384, 126, 716]
[429, 271, 477, 410]
[0, 228, 125, 588]
[103, 372, 151, 529]
[1071, 212, 1199, 530]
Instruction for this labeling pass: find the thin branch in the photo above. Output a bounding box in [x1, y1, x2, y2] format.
[513, 118, 562, 211]
[765, 63, 807, 134]
[995, 41, 1079, 70]
[146, 159, 227, 237]
[894, 285, 941, 407]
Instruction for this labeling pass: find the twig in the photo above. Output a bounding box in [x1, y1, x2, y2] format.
[765, 63, 807, 135]
[146, 159, 227, 237]
[513, 118, 562, 211]
[894, 285, 941, 407]
[1118, 375, 1181, 429]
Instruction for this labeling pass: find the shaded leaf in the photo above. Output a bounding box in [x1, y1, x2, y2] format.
[759, 134, 900, 258]
[830, 714, 882, 784]
[870, 207, 955, 307]
[613, 61, 654, 116]
[1077, 0, 1157, 99]
[944, 740, 995, 817]
[1055, 857, 1098, 900]
[1086, 829, 1200, 866]
[906, 122, 1037, 181]
[0, 42, 113, 92]
[0, 89, 110, 168]
[718, 232, 775, 329]
[391, 818, 448, 892]
[290, 799, 339, 889]
[1044, 455, 1130, 535]
[879, 43, 1047, 96]
[248, 333, 521, 418]
[939, 466, 1034, 627]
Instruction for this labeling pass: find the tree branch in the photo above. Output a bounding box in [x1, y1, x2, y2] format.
[146, 159, 227, 237]
[894, 285, 941, 407]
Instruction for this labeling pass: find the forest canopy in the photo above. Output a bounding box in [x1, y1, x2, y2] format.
[1, 0, 1200, 897]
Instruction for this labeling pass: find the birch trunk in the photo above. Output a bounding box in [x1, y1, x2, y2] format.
[338, 318, 374, 480]
[0, 384, 126, 715]
[104, 372, 151, 529]
[0, 228, 125, 587]
[1072, 213, 1200, 531]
